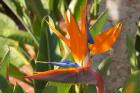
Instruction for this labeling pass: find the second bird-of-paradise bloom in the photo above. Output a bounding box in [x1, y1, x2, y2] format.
[25, 5, 123, 93]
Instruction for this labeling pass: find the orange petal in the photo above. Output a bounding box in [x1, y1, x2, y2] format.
[65, 11, 83, 62]
[90, 23, 123, 54]
[93, 26, 114, 44]
[80, 6, 87, 61]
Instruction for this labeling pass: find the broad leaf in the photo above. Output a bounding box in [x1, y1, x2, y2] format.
[58, 0, 65, 17]
[25, 0, 47, 19]
[0, 13, 35, 45]
[0, 76, 13, 93]
[135, 28, 140, 53]
[122, 71, 140, 93]
[44, 82, 72, 93]
[126, 33, 139, 73]
[2, 0, 39, 46]
[90, 11, 108, 37]
[42, 86, 57, 93]
[10, 65, 31, 85]
[0, 46, 10, 79]
[13, 84, 25, 93]
[0, 38, 29, 69]
[90, 0, 100, 18]
[84, 85, 96, 93]
[68, 0, 86, 20]
[41, 0, 60, 19]
[8, 47, 29, 67]
[98, 57, 112, 75]
[34, 25, 52, 93]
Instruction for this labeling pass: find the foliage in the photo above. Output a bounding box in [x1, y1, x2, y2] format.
[0, 0, 140, 93]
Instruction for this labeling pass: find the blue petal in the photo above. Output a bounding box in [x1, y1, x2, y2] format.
[52, 62, 79, 67]
[42, 59, 80, 67]
[61, 59, 71, 63]
[87, 30, 94, 44]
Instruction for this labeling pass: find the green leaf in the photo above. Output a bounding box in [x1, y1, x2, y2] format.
[42, 86, 57, 93]
[0, 40, 30, 83]
[13, 84, 25, 93]
[68, 0, 86, 20]
[0, 37, 18, 47]
[9, 64, 31, 85]
[3, 30, 35, 46]
[73, 0, 85, 20]
[0, 40, 30, 88]
[42, 0, 54, 12]
[47, 16, 65, 60]
[41, 0, 60, 19]
[44, 82, 72, 93]
[0, 13, 18, 32]
[135, 28, 140, 53]
[98, 57, 112, 75]
[8, 0, 26, 18]
[0, 37, 28, 85]
[58, 0, 65, 17]
[3, 0, 39, 46]
[0, 46, 10, 79]
[126, 33, 139, 73]
[8, 47, 29, 67]
[0, 38, 17, 66]
[90, 0, 100, 18]
[90, 11, 108, 37]
[0, 76, 13, 93]
[0, 42, 29, 84]
[122, 71, 140, 93]
[33, 26, 51, 93]
[0, 13, 35, 45]
[135, 35, 140, 52]
[2, 0, 17, 15]
[25, 0, 47, 19]
[84, 85, 96, 93]
[0, 37, 29, 68]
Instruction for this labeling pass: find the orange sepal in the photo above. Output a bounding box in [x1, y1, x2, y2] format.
[89, 23, 123, 54]
[65, 10, 87, 62]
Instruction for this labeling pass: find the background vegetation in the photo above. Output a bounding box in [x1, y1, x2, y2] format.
[0, 0, 140, 93]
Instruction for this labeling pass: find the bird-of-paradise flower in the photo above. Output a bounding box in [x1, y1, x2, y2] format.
[26, 6, 104, 93]
[25, 4, 123, 93]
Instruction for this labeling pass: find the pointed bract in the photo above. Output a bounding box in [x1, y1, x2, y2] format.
[26, 67, 97, 84]
[89, 23, 123, 54]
